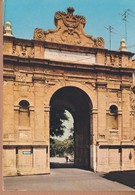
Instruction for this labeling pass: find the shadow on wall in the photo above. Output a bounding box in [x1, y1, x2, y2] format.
[101, 170, 135, 189]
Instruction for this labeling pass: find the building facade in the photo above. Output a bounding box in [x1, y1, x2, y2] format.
[3, 7, 135, 176]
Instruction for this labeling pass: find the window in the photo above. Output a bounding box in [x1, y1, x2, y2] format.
[109, 105, 118, 114]
[19, 100, 30, 108]
[19, 100, 30, 127]
[108, 105, 118, 130]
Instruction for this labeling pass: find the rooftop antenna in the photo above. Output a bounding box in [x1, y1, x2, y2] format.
[3, 0, 7, 26]
[120, 9, 134, 44]
[105, 25, 116, 50]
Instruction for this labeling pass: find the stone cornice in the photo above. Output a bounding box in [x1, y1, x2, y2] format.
[3, 144, 48, 148]
[3, 36, 134, 58]
[99, 144, 135, 149]
[44, 41, 134, 57]
[3, 54, 135, 74]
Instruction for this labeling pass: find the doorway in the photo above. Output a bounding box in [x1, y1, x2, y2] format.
[49, 86, 93, 170]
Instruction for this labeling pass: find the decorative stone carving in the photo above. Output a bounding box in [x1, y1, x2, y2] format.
[119, 56, 122, 66]
[119, 38, 128, 51]
[16, 72, 27, 82]
[33, 7, 104, 48]
[4, 21, 13, 36]
[94, 37, 104, 48]
[55, 7, 86, 29]
[28, 48, 35, 58]
[33, 28, 45, 41]
[110, 55, 115, 65]
[12, 46, 19, 56]
[15, 72, 33, 83]
[61, 30, 81, 44]
[105, 53, 122, 66]
[12, 45, 35, 58]
[105, 54, 110, 65]
[21, 46, 27, 57]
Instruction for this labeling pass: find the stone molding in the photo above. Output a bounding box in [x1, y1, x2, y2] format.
[130, 91, 135, 110]
[44, 106, 50, 112]
[4, 54, 134, 75]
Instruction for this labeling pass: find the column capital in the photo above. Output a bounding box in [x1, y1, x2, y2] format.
[44, 105, 50, 112]
[29, 105, 35, 111]
[91, 108, 98, 114]
[14, 105, 19, 111]
[96, 82, 107, 89]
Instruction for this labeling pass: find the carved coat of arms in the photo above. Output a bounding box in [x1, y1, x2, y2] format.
[34, 7, 104, 48]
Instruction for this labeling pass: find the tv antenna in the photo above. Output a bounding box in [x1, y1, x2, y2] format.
[3, 0, 7, 26]
[105, 25, 116, 50]
[120, 9, 134, 44]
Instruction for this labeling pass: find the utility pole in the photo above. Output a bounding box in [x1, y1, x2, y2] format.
[105, 25, 115, 50]
[120, 9, 134, 44]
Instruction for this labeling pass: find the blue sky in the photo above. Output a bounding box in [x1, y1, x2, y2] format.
[3, 0, 135, 52]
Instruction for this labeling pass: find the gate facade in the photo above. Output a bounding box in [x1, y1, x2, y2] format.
[3, 7, 135, 176]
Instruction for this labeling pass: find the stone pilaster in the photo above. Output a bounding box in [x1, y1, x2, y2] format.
[44, 105, 50, 169]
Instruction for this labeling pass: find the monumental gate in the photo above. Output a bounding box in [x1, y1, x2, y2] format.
[3, 7, 135, 176]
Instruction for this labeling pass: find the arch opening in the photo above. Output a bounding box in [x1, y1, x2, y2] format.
[49, 86, 93, 170]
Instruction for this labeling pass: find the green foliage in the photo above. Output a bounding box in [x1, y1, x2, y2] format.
[50, 135, 74, 157]
[50, 107, 74, 157]
[50, 139, 66, 157]
[63, 135, 74, 154]
[50, 107, 69, 137]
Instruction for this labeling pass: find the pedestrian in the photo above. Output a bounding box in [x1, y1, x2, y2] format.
[66, 156, 68, 163]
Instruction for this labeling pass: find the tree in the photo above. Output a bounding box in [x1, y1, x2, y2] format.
[50, 138, 66, 157]
[50, 107, 69, 137]
[50, 107, 69, 156]
[50, 136, 74, 157]
[63, 135, 74, 155]
[50, 107, 74, 157]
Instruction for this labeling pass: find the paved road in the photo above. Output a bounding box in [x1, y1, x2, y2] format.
[3, 168, 135, 191]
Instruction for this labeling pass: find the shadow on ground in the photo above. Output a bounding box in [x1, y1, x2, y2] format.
[50, 162, 74, 168]
[50, 162, 93, 171]
[101, 170, 135, 189]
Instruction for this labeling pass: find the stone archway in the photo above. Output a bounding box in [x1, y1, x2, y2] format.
[49, 86, 93, 170]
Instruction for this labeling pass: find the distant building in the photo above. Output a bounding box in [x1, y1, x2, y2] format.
[3, 7, 135, 176]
